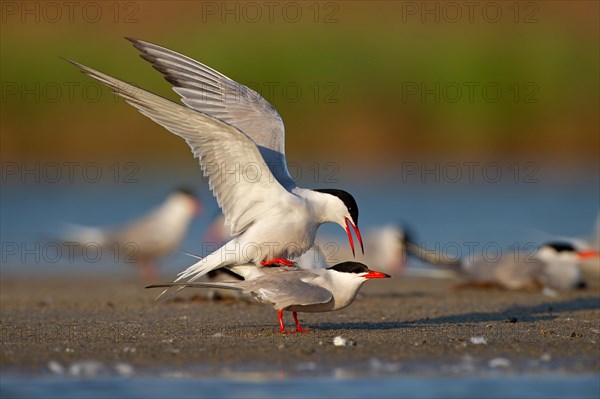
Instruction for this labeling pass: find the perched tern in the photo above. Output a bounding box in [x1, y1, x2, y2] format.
[408, 241, 597, 291]
[148, 261, 390, 333]
[514, 215, 600, 288]
[61, 188, 199, 282]
[559, 215, 600, 287]
[68, 38, 363, 292]
[580, 215, 600, 286]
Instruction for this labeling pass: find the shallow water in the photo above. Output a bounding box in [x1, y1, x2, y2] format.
[2, 374, 599, 399]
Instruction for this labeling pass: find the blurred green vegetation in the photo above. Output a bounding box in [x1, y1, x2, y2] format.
[1, 1, 598, 169]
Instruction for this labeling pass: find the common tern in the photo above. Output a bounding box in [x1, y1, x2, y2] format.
[61, 188, 199, 282]
[556, 215, 600, 287]
[68, 38, 364, 292]
[408, 241, 598, 291]
[579, 214, 600, 286]
[509, 216, 600, 288]
[147, 261, 390, 333]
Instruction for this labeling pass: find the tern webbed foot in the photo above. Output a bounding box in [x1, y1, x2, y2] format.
[261, 258, 295, 267]
[293, 312, 311, 333]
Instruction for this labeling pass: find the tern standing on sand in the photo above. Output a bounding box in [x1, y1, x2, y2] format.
[148, 261, 390, 333]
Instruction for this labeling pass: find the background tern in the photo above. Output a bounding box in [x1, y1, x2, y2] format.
[68, 38, 364, 292]
[407, 241, 598, 291]
[579, 214, 600, 286]
[60, 188, 199, 282]
[541, 214, 600, 287]
[147, 261, 390, 334]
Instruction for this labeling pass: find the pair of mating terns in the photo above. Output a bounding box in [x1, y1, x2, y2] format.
[69, 38, 390, 333]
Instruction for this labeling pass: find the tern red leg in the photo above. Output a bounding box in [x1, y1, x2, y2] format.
[293, 312, 311, 333]
[261, 258, 295, 267]
[278, 309, 294, 334]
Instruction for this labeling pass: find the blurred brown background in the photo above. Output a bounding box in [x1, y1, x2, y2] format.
[1, 1, 598, 175]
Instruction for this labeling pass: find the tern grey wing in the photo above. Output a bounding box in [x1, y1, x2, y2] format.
[127, 38, 296, 191]
[147, 268, 332, 309]
[68, 60, 295, 237]
[243, 269, 333, 309]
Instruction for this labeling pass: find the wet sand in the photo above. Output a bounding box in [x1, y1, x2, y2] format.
[1, 274, 599, 376]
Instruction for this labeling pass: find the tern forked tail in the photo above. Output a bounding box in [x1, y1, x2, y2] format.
[154, 246, 237, 300]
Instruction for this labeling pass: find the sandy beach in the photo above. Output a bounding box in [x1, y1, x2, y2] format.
[1, 273, 599, 377]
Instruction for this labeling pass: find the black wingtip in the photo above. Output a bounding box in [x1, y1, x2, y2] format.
[60, 56, 76, 68]
[125, 37, 146, 52]
[126, 37, 154, 59]
[60, 56, 76, 65]
[62, 58, 86, 72]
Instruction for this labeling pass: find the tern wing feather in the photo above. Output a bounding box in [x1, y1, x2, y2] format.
[243, 270, 333, 309]
[69, 60, 295, 236]
[127, 38, 296, 190]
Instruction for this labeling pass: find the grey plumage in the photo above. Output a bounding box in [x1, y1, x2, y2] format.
[149, 267, 333, 310]
[126, 38, 296, 191]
